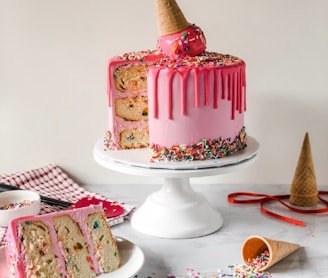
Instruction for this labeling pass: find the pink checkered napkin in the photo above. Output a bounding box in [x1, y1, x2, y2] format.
[0, 164, 134, 247]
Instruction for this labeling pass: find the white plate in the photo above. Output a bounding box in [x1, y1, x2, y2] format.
[105, 237, 144, 278]
[0, 237, 144, 278]
[94, 136, 259, 170]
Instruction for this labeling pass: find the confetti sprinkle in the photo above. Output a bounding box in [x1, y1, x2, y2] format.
[114, 50, 158, 62]
[103, 130, 112, 150]
[133, 260, 273, 278]
[112, 49, 243, 68]
[0, 200, 35, 210]
[103, 127, 247, 162]
[150, 127, 247, 162]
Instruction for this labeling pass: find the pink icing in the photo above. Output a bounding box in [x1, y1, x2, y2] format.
[106, 50, 246, 154]
[156, 24, 206, 56]
[5, 206, 105, 277]
[150, 65, 246, 120]
[147, 53, 246, 148]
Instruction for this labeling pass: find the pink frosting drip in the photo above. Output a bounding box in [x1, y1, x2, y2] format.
[156, 24, 206, 56]
[149, 59, 246, 120]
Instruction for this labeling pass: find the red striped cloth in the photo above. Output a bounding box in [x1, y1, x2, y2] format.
[0, 164, 134, 247]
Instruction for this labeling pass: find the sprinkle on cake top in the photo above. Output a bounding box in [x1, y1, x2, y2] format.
[113, 50, 161, 62]
[112, 50, 243, 69]
[155, 51, 243, 68]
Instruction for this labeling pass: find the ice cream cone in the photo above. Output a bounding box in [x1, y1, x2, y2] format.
[289, 132, 318, 207]
[242, 235, 301, 271]
[155, 0, 190, 36]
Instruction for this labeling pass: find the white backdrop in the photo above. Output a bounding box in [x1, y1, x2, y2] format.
[1, 0, 328, 186]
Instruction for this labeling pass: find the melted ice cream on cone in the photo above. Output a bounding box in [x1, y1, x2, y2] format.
[155, 0, 206, 56]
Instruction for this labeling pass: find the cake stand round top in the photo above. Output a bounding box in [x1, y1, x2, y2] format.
[93, 136, 259, 178]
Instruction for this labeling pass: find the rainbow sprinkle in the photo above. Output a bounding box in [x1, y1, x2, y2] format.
[151, 127, 247, 162]
[228, 249, 272, 277]
[134, 264, 272, 278]
[245, 249, 271, 273]
[154, 51, 243, 69]
[114, 50, 159, 62]
[134, 251, 273, 278]
[113, 49, 243, 69]
[104, 130, 112, 150]
[0, 200, 35, 210]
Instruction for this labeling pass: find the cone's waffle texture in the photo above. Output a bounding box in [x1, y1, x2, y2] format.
[242, 236, 301, 271]
[155, 0, 189, 36]
[289, 132, 318, 207]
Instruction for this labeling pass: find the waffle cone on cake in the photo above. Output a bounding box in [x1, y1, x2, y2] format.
[242, 236, 300, 271]
[289, 132, 318, 207]
[155, 0, 190, 36]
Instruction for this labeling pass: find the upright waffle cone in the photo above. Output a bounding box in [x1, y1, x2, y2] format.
[242, 235, 301, 271]
[155, 0, 189, 36]
[289, 132, 318, 207]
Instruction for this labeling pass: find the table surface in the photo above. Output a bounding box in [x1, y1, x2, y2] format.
[84, 182, 328, 278]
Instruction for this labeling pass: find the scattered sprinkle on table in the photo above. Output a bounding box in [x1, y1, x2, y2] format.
[133, 262, 273, 278]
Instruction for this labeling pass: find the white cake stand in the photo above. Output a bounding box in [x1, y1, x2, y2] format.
[94, 137, 259, 238]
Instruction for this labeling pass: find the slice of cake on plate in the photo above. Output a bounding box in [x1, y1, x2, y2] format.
[5, 205, 120, 277]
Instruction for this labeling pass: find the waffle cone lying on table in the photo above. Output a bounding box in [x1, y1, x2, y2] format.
[242, 235, 301, 271]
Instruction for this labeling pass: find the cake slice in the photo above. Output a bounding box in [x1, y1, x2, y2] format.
[5, 205, 120, 277]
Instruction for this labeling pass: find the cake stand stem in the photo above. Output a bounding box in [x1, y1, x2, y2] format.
[131, 176, 223, 238]
[157, 177, 201, 202]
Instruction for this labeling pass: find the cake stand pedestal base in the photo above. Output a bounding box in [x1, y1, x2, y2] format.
[131, 177, 223, 238]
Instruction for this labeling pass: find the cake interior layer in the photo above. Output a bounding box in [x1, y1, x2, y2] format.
[120, 127, 149, 149]
[115, 96, 148, 121]
[19, 221, 62, 277]
[87, 213, 120, 272]
[113, 64, 149, 92]
[53, 215, 96, 277]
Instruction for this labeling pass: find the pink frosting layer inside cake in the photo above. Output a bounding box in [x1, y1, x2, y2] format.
[5, 206, 105, 277]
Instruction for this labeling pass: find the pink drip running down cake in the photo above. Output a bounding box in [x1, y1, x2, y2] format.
[5, 206, 120, 277]
[104, 0, 247, 162]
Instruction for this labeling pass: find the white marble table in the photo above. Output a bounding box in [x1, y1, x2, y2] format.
[84, 183, 328, 278]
